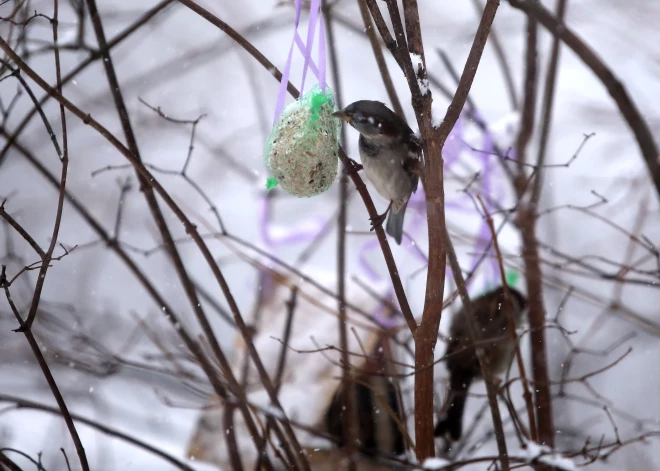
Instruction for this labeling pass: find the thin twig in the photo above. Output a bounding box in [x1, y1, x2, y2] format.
[59, 449, 71, 471]
[476, 194, 538, 442]
[512, 5, 556, 451]
[1, 270, 88, 471]
[0, 60, 62, 159]
[470, 0, 518, 109]
[533, 0, 568, 203]
[0, 2, 87, 466]
[84, 2, 288, 467]
[223, 404, 244, 471]
[0, 0, 176, 167]
[326, 6, 358, 466]
[443, 228, 510, 470]
[356, 0, 404, 118]
[508, 0, 660, 201]
[254, 287, 298, 471]
[0, 449, 44, 471]
[0, 62, 69, 333]
[5, 135, 277, 468]
[0, 394, 195, 471]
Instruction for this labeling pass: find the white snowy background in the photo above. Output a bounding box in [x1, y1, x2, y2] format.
[0, 0, 659, 469]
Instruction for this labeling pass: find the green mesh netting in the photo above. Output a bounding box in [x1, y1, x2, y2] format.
[505, 269, 520, 288]
[482, 269, 521, 294]
[264, 84, 340, 198]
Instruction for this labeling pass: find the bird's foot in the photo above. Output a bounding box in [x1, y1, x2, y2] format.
[369, 202, 392, 231]
[369, 212, 387, 231]
[342, 158, 363, 176]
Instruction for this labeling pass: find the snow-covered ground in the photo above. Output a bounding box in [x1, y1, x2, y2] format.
[0, 0, 659, 469]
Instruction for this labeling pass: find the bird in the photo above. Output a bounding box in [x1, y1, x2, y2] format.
[324, 340, 405, 458]
[434, 286, 527, 442]
[332, 101, 421, 245]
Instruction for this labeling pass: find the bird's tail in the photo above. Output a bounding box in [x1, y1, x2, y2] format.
[434, 369, 473, 441]
[385, 202, 407, 245]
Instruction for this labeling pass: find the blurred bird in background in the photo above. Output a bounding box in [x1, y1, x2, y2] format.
[434, 286, 527, 442]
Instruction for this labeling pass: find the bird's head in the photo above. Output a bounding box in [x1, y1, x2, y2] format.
[332, 100, 412, 140]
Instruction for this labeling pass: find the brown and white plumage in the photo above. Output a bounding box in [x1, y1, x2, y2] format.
[333, 101, 421, 245]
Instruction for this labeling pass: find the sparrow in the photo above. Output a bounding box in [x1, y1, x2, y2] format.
[434, 286, 527, 442]
[332, 101, 421, 245]
[325, 339, 404, 458]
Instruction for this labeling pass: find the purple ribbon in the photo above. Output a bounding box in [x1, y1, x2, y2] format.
[466, 125, 501, 286]
[258, 0, 332, 303]
[272, 0, 327, 126]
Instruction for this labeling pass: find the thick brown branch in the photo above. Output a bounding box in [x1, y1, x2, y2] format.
[519, 207, 555, 449]
[515, 16, 537, 175]
[402, 0, 502, 460]
[364, 0, 420, 104]
[0, 451, 22, 471]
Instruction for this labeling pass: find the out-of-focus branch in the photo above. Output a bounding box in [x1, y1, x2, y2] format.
[515, 17, 537, 176]
[512, 7, 556, 452]
[0, 394, 196, 471]
[0, 24, 309, 471]
[4, 134, 277, 468]
[522, 181, 558, 450]
[533, 0, 568, 203]
[0, 59, 67, 332]
[331, 12, 456, 102]
[477, 195, 538, 442]
[0, 451, 22, 471]
[363, 0, 420, 106]
[1, 267, 89, 471]
[326, 5, 358, 466]
[357, 0, 404, 118]
[508, 0, 660, 201]
[0, 59, 62, 159]
[471, 0, 518, 109]
[0, 0, 175, 167]
[0, 2, 88, 467]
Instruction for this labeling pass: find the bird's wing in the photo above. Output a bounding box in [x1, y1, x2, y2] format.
[403, 134, 423, 193]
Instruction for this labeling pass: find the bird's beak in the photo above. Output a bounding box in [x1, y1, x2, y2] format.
[332, 109, 352, 123]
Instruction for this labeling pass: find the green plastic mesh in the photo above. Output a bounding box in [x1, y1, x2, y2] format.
[505, 269, 520, 287]
[264, 84, 340, 198]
